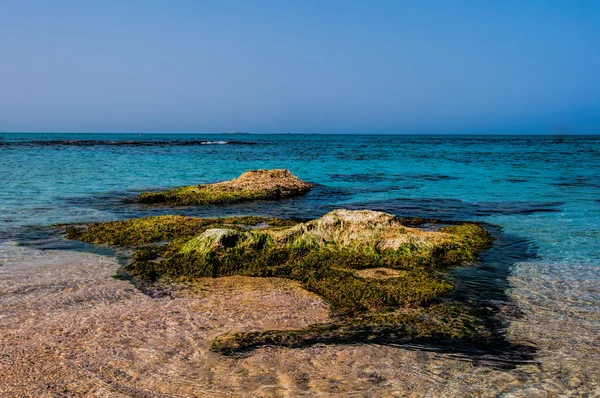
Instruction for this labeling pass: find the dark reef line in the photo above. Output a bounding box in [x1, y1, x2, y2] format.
[0, 139, 257, 147]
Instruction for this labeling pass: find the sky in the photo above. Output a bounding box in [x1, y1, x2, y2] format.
[0, 1, 599, 134]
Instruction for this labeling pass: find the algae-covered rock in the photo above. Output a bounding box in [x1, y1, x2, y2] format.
[64, 215, 298, 246]
[64, 209, 496, 354]
[139, 169, 312, 206]
[211, 303, 493, 354]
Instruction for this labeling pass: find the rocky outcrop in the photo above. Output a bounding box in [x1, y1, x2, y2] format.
[138, 169, 312, 206]
[64, 209, 495, 354]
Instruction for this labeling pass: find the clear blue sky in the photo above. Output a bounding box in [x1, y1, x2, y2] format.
[1, 1, 599, 134]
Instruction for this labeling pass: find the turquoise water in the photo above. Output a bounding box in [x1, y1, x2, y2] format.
[1, 133, 599, 284]
[2, 134, 598, 262]
[1, 133, 599, 391]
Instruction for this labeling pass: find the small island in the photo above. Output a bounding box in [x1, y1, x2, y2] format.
[139, 169, 312, 206]
[65, 209, 495, 354]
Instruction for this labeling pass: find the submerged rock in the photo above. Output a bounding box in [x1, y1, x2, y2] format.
[64, 209, 496, 354]
[138, 169, 312, 206]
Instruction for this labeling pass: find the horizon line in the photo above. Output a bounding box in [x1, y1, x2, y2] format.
[2, 131, 599, 136]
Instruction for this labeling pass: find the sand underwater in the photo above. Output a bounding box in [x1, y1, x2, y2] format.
[1, 134, 599, 397]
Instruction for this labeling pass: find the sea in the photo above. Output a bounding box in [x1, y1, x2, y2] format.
[1, 133, 599, 395]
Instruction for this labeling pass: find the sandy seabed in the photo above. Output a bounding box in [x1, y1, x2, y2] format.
[1, 242, 599, 397]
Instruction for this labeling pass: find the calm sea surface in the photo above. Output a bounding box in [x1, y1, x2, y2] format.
[1, 133, 599, 394]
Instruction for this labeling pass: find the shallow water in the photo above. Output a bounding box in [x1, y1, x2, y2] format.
[1, 133, 599, 395]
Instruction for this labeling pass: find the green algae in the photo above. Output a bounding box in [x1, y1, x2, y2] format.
[211, 303, 492, 354]
[65, 215, 298, 246]
[131, 244, 455, 314]
[139, 169, 313, 206]
[63, 209, 495, 354]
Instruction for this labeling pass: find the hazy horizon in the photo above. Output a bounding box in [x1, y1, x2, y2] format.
[1, 1, 599, 134]
[4, 131, 600, 136]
